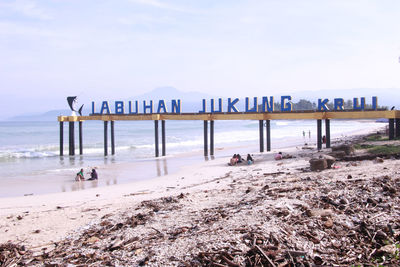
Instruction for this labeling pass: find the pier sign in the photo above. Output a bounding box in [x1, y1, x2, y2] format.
[61, 95, 397, 158]
[91, 96, 378, 115]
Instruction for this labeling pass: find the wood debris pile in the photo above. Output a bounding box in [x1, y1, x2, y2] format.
[1, 156, 399, 266]
[188, 173, 400, 266]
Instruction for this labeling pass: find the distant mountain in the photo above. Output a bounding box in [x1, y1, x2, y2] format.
[127, 86, 215, 113]
[132, 86, 213, 102]
[7, 109, 74, 121]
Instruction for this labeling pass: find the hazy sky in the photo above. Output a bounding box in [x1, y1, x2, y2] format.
[1, 0, 400, 118]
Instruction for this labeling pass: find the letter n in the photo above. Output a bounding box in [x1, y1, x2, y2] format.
[262, 96, 274, 112]
[172, 100, 181, 114]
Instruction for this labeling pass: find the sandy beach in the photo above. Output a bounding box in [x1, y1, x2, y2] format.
[0, 128, 399, 266]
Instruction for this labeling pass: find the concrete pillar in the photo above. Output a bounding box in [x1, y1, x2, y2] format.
[59, 122, 64, 156]
[69, 122, 75, 156]
[210, 120, 214, 156]
[325, 119, 331, 148]
[104, 121, 108, 156]
[162, 120, 166, 156]
[259, 120, 264, 152]
[79, 121, 83, 155]
[204, 121, 208, 156]
[266, 120, 271, 151]
[111, 121, 115, 155]
[317, 119, 322, 150]
[154, 120, 159, 157]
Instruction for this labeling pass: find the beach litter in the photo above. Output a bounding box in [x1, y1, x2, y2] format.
[1, 137, 399, 266]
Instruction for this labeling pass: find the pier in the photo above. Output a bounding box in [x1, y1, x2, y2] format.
[58, 110, 400, 157]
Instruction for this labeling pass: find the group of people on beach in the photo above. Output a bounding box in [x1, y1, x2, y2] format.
[75, 168, 98, 181]
[229, 154, 254, 166]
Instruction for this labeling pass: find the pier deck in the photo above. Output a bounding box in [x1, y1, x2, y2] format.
[58, 110, 399, 122]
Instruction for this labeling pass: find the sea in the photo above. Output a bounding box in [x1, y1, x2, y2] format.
[0, 119, 384, 197]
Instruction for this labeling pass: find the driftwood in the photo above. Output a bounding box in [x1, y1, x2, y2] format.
[1, 155, 399, 266]
[342, 153, 400, 161]
[263, 171, 285, 176]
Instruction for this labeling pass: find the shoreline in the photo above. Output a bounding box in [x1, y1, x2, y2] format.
[0, 126, 387, 237]
[0, 121, 384, 198]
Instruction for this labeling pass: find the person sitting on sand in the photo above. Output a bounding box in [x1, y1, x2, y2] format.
[88, 169, 98, 181]
[237, 154, 243, 163]
[274, 152, 283, 160]
[274, 152, 294, 160]
[247, 154, 254, 165]
[76, 169, 85, 181]
[229, 154, 238, 166]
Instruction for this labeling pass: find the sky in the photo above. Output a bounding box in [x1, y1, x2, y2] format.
[1, 0, 400, 119]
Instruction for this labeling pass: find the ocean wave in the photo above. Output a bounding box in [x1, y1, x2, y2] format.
[0, 149, 58, 159]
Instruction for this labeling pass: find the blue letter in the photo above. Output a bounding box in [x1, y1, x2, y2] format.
[129, 101, 138, 114]
[372, 96, 378, 110]
[199, 99, 207, 113]
[115, 101, 124, 114]
[91, 101, 95, 114]
[245, 97, 258, 112]
[227, 98, 239, 112]
[318, 99, 329, 111]
[334, 98, 344, 111]
[157, 100, 168, 113]
[211, 98, 223, 113]
[353, 97, 365, 110]
[100, 101, 110, 114]
[172, 99, 181, 114]
[261, 96, 274, 112]
[281, 96, 292, 112]
[143, 100, 153, 114]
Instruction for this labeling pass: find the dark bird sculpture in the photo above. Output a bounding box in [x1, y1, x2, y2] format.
[67, 96, 83, 116]
[391, 106, 395, 110]
[67, 96, 77, 111]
